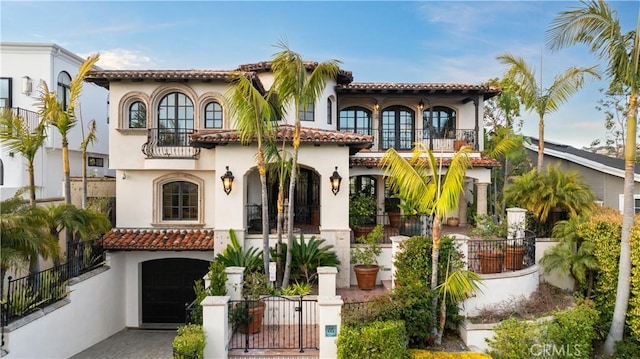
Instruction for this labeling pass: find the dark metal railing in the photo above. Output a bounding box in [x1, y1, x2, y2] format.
[3, 107, 41, 132]
[467, 230, 536, 274]
[141, 128, 200, 159]
[245, 204, 320, 235]
[351, 214, 433, 243]
[185, 299, 199, 325]
[0, 239, 105, 325]
[228, 296, 318, 353]
[376, 128, 477, 151]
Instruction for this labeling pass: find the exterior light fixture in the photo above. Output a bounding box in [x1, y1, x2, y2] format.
[374, 101, 379, 112]
[221, 166, 234, 195]
[418, 100, 424, 112]
[329, 166, 342, 195]
[22, 76, 32, 96]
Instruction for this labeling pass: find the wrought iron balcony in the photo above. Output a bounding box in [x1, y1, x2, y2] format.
[377, 128, 478, 151]
[141, 128, 200, 159]
[2, 107, 41, 132]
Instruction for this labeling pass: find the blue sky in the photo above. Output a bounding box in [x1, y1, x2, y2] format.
[2, 1, 639, 148]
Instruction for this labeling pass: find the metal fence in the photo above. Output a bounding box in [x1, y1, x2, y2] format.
[466, 230, 536, 274]
[141, 128, 200, 159]
[351, 214, 433, 243]
[228, 296, 318, 353]
[1, 239, 105, 326]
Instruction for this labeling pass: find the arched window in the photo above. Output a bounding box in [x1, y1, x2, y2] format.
[204, 101, 223, 128]
[424, 106, 456, 139]
[338, 107, 372, 135]
[327, 98, 333, 124]
[381, 106, 414, 150]
[157, 92, 194, 146]
[162, 181, 198, 220]
[57, 72, 71, 110]
[129, 101, 146, 128]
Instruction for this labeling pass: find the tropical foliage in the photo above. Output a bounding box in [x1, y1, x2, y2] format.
[546, 1, 640, 352]
[269, 234, 340, 284]
[215, 229, 263, 273]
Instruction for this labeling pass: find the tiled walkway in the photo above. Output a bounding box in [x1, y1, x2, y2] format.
[70, 329, 175, 359]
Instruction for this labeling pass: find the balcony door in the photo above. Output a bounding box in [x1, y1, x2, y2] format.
[381, 106, 414, 150]
[157, 92, 194, 146]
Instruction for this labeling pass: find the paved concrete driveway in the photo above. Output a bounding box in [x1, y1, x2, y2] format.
[70, 329, 175, 359]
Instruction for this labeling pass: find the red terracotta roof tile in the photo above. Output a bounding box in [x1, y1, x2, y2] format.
[337, 82, 501, 97]
[191, 125, 373, 154]
[236, 61, 353, 84]
[102, 228, 214, 251]
[85, 70, 264, 91]
[350, 154, 501, 168]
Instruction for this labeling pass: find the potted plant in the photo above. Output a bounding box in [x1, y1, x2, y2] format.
[351, 224, 383, 290]
[398, 197, 423, 236]
[385, 197, 401, 228]
[231, 271, 271, 334]
[349, 192, 378, 239]
[470, 215, 507, 274]
[504, 237, 525, 270]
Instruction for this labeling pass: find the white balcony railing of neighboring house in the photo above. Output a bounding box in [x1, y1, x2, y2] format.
[141, 128, 200, 159]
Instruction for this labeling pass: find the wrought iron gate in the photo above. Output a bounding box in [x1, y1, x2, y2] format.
[228, 295, 319, 353]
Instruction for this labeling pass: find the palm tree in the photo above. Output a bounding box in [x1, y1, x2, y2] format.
[0, 196, 58, 285]
[270, 42, 340, 287]
[546, 1, 640, 352]
[38, 54, 100, 204]
[0, 108, 48, 206]
[227, 73, 279, 276]
[80, 119, 98, 209]
[540, 215, 598, 296]
[380, 143, 471, 345]
[497, 53, 600, 169]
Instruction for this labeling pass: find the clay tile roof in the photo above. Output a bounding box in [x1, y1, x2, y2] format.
[85, 69, 252, 89]
[190, 125, 373, 154]
[102, 228, 215, 251]
[350, 154, 501, 168]
[236, 61, 354, 84]
[336, 82, 501, 97]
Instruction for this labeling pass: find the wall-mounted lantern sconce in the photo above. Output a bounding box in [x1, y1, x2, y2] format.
[122, 171, 127, 180]
[22, 76, 32, 96]
[374, 101, 379, 112]
[221, 166, 234, 195]
[418, 100, 424, 112]
[329, 166, 342, 195]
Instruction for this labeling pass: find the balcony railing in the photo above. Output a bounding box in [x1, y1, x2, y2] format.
[141, 128, 200, 159]
[351, 214, 432, 244]
[2, 107, 41, 132]
[467, 230, 536, 274]
[376, 128, 478, 151]
[245, 204, 320, 235]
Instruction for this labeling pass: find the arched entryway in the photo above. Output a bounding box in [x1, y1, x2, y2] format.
[141, 258, 209, 324]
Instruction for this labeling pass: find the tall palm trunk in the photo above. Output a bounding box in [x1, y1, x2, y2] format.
[282, 123, 300, 287]
[27, 163, 36, 207]
[537, 114, 545, 169]
[62, 136, 71, 204]
[604, 90, 637, 353]
[431, 214, 442, 343]
[81, 146, 87, 209]
[257, 144, 270, 276]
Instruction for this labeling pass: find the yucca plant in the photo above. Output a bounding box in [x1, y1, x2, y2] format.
[215, 229, 262, 273]
[270, 234, 340, 284]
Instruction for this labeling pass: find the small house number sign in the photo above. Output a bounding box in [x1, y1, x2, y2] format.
[325, 325, 337, 337]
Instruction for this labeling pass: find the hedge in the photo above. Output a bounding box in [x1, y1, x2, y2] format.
[337, 320, 407, 359]
[172, 324, 205, 359]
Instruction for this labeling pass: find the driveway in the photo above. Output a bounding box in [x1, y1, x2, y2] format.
[70, 328, 175, 359]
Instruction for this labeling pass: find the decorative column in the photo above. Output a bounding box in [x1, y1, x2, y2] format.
[317, 266, 337, 296]
[506, 207, 527, 239]
[475, 181, 489, 219]
[458, 185, 468, 226]
[225, 266, 244, 301]
[318, 296, 344, 359]
[202, 296, 229, 359]
[390, 236, 408, 289]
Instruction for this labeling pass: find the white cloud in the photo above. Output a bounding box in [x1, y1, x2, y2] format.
[81, 49, 157, 70]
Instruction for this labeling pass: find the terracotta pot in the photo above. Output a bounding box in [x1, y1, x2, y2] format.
[446, 217, 460, 227]
[354, 265, 379, 290]
[237, 302, 266, 334]
[478, 250, 504, 274]
[353, 225, 375, 240]
[388, 212, 401, 228]
[504, 246, 525, 270]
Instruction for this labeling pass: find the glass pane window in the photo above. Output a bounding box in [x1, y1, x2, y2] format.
[204, 102, 223, 128]
[327, 98, 333, 124]
[157, 92, 194, 146]
[299, 101, 314, 121]
[129, 101, 147, 128]
[339, 107, 372, 135]
[0, 78, 11, 108]
[381, 106, 414, 150]
[423, 106, 456, 139]
[57, 72, 71, 111]
[162, 181, 198, 220]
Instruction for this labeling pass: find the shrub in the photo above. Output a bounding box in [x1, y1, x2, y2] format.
[615, 338, 640, 359]
[215, 229, 262, 272]
[269, 234, 341, 283]
[337, 320, 407, 359]
[172, 324, 205, 359]
[393, 284, 437, 348]
[545, 301, 599, 359]
[190, 259, 228, 324]
[486, 318, 542, 359]
[341, 294, 396, 326]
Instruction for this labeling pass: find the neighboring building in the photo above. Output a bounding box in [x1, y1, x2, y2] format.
[0, 42, 111, 201]
[87, 62, 501, 326]
[524, 137, 640, 210]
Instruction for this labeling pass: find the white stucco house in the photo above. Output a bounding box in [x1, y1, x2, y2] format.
[85, 61, 501, 326]
[0, 42, 111, 201]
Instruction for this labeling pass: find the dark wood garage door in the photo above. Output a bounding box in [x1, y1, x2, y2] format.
[142, 258, 210, 324]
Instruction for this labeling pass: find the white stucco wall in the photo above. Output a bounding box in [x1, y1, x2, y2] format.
[4, 254, 125, 358]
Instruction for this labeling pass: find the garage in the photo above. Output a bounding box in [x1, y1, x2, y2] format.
[141, 258, 210, 324]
